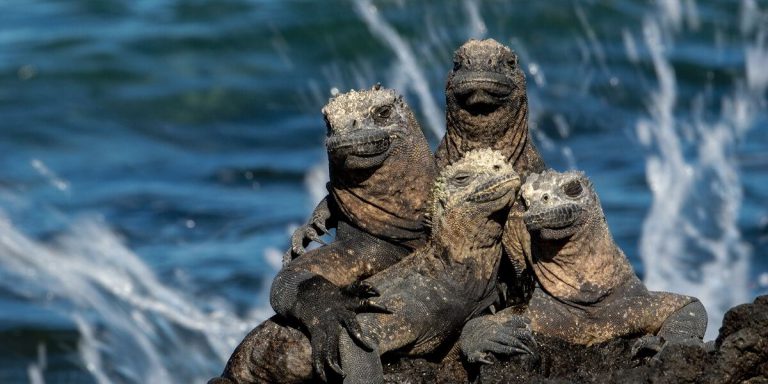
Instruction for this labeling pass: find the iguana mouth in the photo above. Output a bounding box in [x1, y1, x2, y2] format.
[468, 174, 519, 204]
[326, 126, 405, 169]
[523, 203, 581, 232]
[326, 128, 392, 157]
[452, 71, 514, 116]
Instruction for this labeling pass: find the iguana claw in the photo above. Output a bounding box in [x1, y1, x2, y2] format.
[295, 278, 384, 382]
[460, 314, 538, 364]
[631, 333, 708, 361]
[631, 334, 663, 359]
[467, 352, 494, 365]
[286, 197, 334, 263]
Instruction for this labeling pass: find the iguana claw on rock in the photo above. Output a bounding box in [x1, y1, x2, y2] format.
[460, 311, 538, 365]
[210, 85, 435, 384]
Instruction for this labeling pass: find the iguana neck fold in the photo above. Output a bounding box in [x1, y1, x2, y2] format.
[443, 98, 530, 169]
[330, 117, 435, 249]
[530, 219, 636, 306]
[323, 87, 436, 249]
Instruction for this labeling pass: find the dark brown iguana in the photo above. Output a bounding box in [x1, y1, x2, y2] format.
[465, 170, 707, 359]
[436, 38, 544, 177]
[436, 38, 547, 363]
[286, 84, 435, 261]
[335, 149, 523, 384]
[209, 85, 436, 384]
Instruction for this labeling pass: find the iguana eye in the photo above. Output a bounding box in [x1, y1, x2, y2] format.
[372, 105, 393, 122]
[563, 180, 583, 198]
[452, 172, 472, 186]
[506, 54, 517, 68]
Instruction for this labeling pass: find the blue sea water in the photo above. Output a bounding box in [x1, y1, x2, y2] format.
[0, 0, 766, 382]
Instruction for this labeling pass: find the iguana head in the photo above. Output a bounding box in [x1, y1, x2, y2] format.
[322, 84, 418, 170]
[430, 149, 520, 232]
[321, 85, 436, 246]
[446, 38, 526, 137]
[521, 170, 601, 240]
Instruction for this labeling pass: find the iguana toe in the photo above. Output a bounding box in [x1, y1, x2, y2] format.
[305, 226, 328, 246]
[461, 313, 538, 364]
[631, 334, 664, 358]
[467, 351, 495, 365]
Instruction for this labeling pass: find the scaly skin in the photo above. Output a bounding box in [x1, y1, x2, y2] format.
[440, 39, 547, 363]
[496, 170, 706, 349]
[336, 149, 521, 384]
[287, 84, 435, 260]
[436, 38, 545, 178]
[210, 86, 436, 384]
[439, 38, 546, 302]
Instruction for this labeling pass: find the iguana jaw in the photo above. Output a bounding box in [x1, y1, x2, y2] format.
[523, 203, 583, 240]
[326, 125, 402, 169]
[520, 170, 593, 240]
[452, 71, 514, 116]
[467, 173, 519, 206]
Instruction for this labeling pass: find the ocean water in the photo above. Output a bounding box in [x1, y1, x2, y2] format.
[0, 0, 766, 382]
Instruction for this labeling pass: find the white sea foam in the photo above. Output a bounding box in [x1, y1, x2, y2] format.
[26, 344, 46, 384]
[638, 0, 766, 339]
[0, 211, 270, 383]
[463, 0, 487, 39]
[30, 159, 70, 193]
[354, 0, 445, 140]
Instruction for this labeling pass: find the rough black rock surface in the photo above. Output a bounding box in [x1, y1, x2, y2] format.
[381, 295, 768, 384]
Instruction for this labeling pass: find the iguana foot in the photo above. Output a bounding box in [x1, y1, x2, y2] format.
[631, 334, 709, 360]
[294, 278, 389, 382]
[631, 334, 664, 358]
[460, 314, 538, 365]
[633, 299, 709, 359]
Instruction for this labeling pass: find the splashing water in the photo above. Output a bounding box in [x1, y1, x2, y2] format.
[354, 0, 446, 140]
[0, 210, 269, 382]
[637, 0, 767, 339]
[3, 2, 766, 383]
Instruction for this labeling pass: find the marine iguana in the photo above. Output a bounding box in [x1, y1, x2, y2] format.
[464, 170, 707, 360]
[209, 86, 436, 383]
[435, 38, 545, 177]
[437, 38, 546, 363]
[286, 84, 435, 261]
[335, 149, 522, 384]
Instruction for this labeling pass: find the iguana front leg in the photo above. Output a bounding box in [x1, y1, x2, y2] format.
[272, 237, 406, 381]
[285, 194, 337, 264]
[632, 296, 708, 357]
[272, 272, 388, 381]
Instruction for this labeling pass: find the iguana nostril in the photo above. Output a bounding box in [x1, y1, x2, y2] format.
[542, 194, 549, 202]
